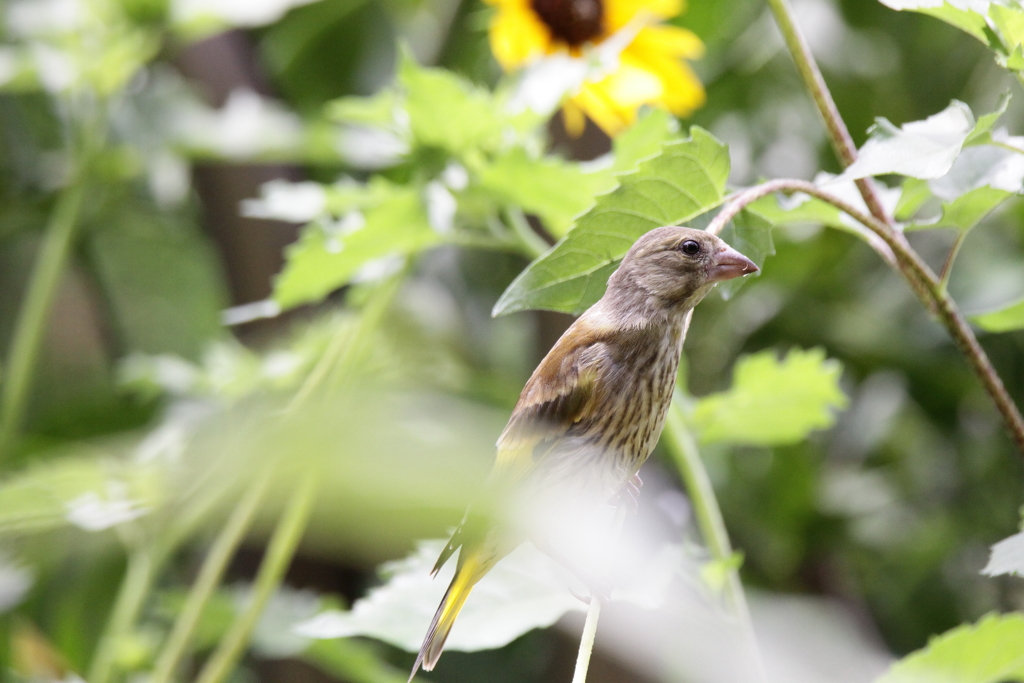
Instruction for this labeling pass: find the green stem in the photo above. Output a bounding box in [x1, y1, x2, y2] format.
[709, 178, 1024, 458]
[149, 471, 272, 683]
[663, 401, 766, 682]
[0, 180, 87, 459]
[194, 470, 319, 683]
[939, 231, 968, 292]
[765, 0, 896, 231]
[88, 544, 156, 683]
[190, 271, 406, 683]
[504, 207, 549, 259]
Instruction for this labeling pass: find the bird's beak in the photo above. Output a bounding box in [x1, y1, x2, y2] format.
[709, 244, 759, 282]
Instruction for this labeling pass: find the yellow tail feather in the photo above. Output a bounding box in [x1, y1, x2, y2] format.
[409, 554, 484, 681]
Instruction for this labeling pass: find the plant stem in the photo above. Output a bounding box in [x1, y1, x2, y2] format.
[662, 401, 767, 682]
[149, 470, 272, 683]
[939, 231, 968, 292]
[88, 544, 156, 683]
[190, 271, 406, 683]
[504, 207, 549, 259]
[194, 470, 319, 683]
[0, 179, 87, 459]
[710, 179, 1024, 457]
[764, 0, 896, 230]
[571, 598, 602, 683]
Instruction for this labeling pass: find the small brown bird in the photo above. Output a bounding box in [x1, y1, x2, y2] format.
[411, 226, 758, 679]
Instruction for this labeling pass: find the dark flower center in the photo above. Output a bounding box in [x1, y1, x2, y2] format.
[530, 0, 604, 46]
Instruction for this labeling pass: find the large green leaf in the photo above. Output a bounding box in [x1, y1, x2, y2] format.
[611, 108, 682, 173]
[493, 127, 730, 316]
[970, 296, 1024, 332]
[273, 184, 438, 309]
[873, 613, 1024, 683]
[717, 209, 773, 300]
[691, 348, 847, 447]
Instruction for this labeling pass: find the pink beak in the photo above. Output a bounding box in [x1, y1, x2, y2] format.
[709, 244, 759, 283]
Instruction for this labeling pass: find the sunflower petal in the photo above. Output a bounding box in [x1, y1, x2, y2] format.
[606, 0, 683, 30]
[631, 24, 704, 58]
[490, 1, 553, 68]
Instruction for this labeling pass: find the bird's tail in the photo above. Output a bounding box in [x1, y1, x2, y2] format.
[409, 553, 486, 681]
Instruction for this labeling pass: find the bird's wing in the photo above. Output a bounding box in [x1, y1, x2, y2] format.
[494, 322, 610, 478]
[430, 325, 608, 575]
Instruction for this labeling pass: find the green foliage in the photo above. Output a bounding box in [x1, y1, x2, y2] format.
[690, 348, 847, 447]
[874, 613, 1024, 683]
[0, 455, 163, 536]
[971, 296, 1024, 333]
[881, 0, 1024, 72]
[274, 184, 433, 309]
[493, 127, 730, 316]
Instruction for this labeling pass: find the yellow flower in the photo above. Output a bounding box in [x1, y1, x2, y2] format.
[488, 0, 705, 136]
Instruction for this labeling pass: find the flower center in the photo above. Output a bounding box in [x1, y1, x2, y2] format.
[530, 0, 604, 47]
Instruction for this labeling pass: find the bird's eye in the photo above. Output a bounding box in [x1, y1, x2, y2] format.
[679, 240, 701, 256]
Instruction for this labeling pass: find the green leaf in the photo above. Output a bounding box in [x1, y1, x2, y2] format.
[990, 4, 1024, 51]
[878, 1, 994, 47]
[970, 296, 1024, 332]
[895, 177, 933, 220]
[906, 186, 1012, 232]
[326, 90, 400, 127]
[964, 91, 1011, 147]
[904, 144, 1024, 231]
[611, 108, 681, 174]
[87, 209, 227, 360]
[838, 101, 977, 182]
[874, 613, 1024, 683]
[982, 530, 1024, 577]
[400, 51, 505, 155]
[478, 149, 613, 237]
[493, 126, 730, 316]
[273, 185, 438, 309]
[0, 456, 164, 536]
[691, 348, 847, 447]
[717, 209, 773, 300]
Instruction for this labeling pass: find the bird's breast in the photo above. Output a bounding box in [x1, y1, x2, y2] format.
[589, 323, 685, 474]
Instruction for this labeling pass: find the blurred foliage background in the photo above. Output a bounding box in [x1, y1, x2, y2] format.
[1, 0, 1023, 682]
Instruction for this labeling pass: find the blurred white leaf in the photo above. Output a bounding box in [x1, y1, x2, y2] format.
[295, 540, 583, 652]
[174, 89, 303, 159]
[0, 554, 32, 613]
[172, 0, 323, 29]
[336, 125, 408, 169]
[242, 180, 328, 223]
[836, 101, 975, 182]
[424, 181, 457, 235]
[65, 487, 149, 531]
[981, 530, 1024, 577]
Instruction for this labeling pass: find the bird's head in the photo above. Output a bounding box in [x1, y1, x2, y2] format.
[604, 226, 759, 321]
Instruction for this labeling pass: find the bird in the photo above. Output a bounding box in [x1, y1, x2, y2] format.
[410, 226, 758, 679]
